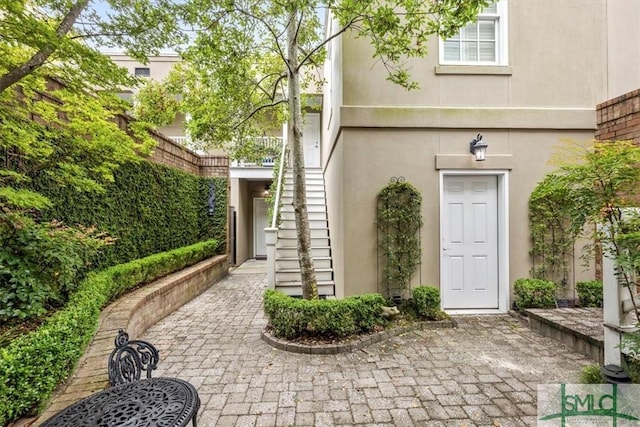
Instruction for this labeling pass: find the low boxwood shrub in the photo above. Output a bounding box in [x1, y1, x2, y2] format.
[412, 285, 440, 319]
[0, 239, 218, 426]
[263, 290, 387, 339]
[514, 278, 556, 309]
[576, 280, 603, 308]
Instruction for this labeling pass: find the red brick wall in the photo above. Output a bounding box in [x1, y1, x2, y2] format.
[44, 78, 230, 179]
[596, 89, 640, 144]
[112, 114, 230, 178]
[594, 89, 640, 281]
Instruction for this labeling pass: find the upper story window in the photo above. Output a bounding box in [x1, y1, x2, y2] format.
[134, 67, 151, 77]
[439, 1, 508, 66]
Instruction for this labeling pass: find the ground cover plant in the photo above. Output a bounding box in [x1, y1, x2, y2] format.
[0, 239, 218, 426]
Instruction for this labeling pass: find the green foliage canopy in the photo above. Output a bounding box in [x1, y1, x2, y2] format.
[0, 0, 186, 213]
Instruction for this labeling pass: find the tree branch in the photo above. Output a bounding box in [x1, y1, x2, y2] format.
[0, 0, 90, 93]
[233, 99, 288, 131]
[296, 13, 364, 72]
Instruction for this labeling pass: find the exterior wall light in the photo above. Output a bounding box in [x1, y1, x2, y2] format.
[207, 182, 216, 216]
[469, 133, 488, 161]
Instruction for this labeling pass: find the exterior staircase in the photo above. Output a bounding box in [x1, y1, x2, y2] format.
[274, 167, 335, 297]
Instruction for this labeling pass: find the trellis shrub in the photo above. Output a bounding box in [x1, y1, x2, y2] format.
[576, 280, 603, 308]
[0, 239, 218, 426]
[263, 290, 387, 339]
[376, 180, 423, 298]
[514, 278, 557, 309]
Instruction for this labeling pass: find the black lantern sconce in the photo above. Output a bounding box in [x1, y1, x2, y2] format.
[207, 182, 216, 216]
[469, 133, 488, 161]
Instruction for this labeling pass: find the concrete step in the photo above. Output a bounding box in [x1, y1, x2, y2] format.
[280, 203, 327, 213]
[276, 246, 331, 258]
[275, 280, 335, 297]
[281, 190, 325, 199]
[275, 257, 332, 270]
[522, 308, 604, 363]
[277, 219, 328, 229]
[280, 183, 325, 193]
[284, 169, 322, 178]
[280, 195, 326, 205]
[278, 227, 329, 239]
[280, 211, 327, 222]
[276, 236, 330, 248]
[276, 268, 333, 282]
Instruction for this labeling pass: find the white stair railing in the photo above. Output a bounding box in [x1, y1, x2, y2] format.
[266, 138, 288, 288]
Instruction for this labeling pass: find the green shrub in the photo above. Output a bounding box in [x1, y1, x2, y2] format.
[0, 239, 218, 426]
[32, 161, 227, 269]
[263, 290, 387, 339]
[576, 280, 603, 308]
[624, 355, 640, 384]
[0, 213, 109, 322]
[513, 278, 556, 309]
[412, 285, 441, 319]
[579, 365, 604, 384]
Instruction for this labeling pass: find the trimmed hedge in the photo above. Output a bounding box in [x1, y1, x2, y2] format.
[514, 278, 557, 309]
[32, 161, 227, 269]
[576, 280, 603, 308]
[412, 286, 440, 318]
[263, 290, 387, 339]
[0, 239, 218, 426]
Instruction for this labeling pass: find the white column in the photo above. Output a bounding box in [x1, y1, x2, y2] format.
[265, 227, 278, 289]
[603, 252, 622, 365]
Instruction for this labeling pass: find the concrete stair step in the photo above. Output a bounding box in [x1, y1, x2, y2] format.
[275, 246, 331, 258]
[280, 211, 327, 221]
[275, 257, 332, 270]
[278, 227, 329, 239]
[276, 236, 330, 248]
[280, 204, 327, 213]
[281, 190, 325, 199]
[275, 280, 335, 297]
[280, 196, 326, 205]
[280, 183, 325, 192]
[276, 268, 333, 282]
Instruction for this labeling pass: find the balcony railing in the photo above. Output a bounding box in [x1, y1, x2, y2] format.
[231, 136, 283, 168]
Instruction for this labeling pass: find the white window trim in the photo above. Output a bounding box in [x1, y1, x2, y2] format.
[438, 0, 509, 67]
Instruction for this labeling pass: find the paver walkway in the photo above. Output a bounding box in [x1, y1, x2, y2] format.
[142, 261, 594, 426]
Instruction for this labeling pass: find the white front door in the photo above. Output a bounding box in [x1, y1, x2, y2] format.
[303, 113, 320, 168]
[441, 175, 499, 309]
[253, 198, 268, 258]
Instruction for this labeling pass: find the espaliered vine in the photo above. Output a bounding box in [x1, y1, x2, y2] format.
[377, 179, 423, 299]
[529, 173, 588, 295]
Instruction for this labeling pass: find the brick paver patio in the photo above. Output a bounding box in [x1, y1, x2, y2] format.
[141, 260, 594, 426]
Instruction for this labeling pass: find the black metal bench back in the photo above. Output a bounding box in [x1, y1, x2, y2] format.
[108, 329, 160, 387]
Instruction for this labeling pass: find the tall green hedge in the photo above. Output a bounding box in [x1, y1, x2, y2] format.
[32, 161, 227, 268]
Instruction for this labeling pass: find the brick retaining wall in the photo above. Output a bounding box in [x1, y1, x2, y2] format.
[30, 255, 228, 426]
